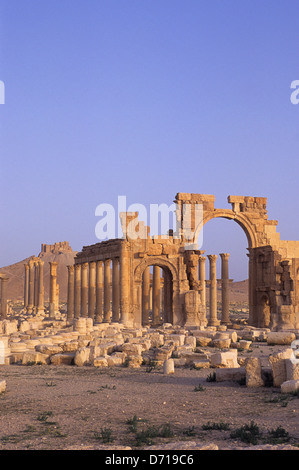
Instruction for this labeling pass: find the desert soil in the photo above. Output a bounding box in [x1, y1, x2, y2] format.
[0, 352, 298, 451]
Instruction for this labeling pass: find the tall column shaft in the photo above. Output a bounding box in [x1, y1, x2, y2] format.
[28, 260, 35, 314]
[0, 278, 8, 319]
[74, 264, 81, 319]
[34, 261, 39, 313]
[152, 266, 161, 326]
[88, 261, 96, 320]
[81, 262, 88, 318]
[220, 253, 230, 324]
[208, 255, 219, 326]
[24, 264, 29, 311]
[104, 259, 111, 322]
[120, 244, 130, 326]
[112, 258, 120, 322]
[37, 260, 45, 314]
[142, 266, 150, 325]
[199, 256, 206, 307]
[49, 262, 58, 318]
[95, 261, 103, 322]
[67, 265, 75, 323]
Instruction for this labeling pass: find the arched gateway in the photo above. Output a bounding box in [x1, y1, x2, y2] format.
[68, 193, 299, 331]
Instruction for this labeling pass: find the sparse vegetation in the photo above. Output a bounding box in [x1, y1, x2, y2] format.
[230, 421, 262, 445]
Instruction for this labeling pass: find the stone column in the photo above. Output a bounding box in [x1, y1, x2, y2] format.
[199, 256, 206, 307]
[74, 264, 81, 319]
[142, 266, 150, 325]
[36, 260, 45, 315]
[120, 243, 131, 326]
[24, 263, 29, 312]
[112, 258, 120, 322]
[67, 265, 75, 323]
[152, 266, 161, 326]
[95, 260, 103, 322]
[81, 262, 89, 318]
[88, 261, 96, 320]
[0, 277, 8, 319]
[104, 259, 111, 322]
[49, 262, 58, 318]
[220, 253, 230, 325]
[34, 261, 39, 313]
[208, 255, 219, 327]
[27, 260, 35, 314]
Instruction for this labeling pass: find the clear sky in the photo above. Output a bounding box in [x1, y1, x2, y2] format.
[0, 0, 298, 281]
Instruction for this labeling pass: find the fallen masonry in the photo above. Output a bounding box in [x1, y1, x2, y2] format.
[0, 316, 298, 395]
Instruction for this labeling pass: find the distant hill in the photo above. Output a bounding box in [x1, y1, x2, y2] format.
[0, 242, 77, 303]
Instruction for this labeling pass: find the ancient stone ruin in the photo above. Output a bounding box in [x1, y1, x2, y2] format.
[0, 193, 298, 396]
[66, 193, 299, 331]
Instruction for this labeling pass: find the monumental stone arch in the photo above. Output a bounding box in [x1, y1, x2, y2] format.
[67, 193, 299, 331]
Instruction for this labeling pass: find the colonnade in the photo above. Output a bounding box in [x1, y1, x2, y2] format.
[24, 258, 45, 315]
[67, 258, 122, 324]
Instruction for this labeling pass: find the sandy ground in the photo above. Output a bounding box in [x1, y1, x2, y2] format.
[0, 350, 298, 451]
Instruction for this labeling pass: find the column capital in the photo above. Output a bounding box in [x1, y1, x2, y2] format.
[220, 253, 230, 261]
[207, 254, 217, 262]
[82, 262, 89, 269]
[67, 264, 75, 272]
[74, 263, 81, 271]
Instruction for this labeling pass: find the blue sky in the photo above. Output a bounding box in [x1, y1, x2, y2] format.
[0, 0, 298, 281]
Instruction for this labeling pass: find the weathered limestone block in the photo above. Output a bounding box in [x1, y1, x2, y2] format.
[19, 321, 31, 333]
[196, 336, 212, 347]
[281, 379, 299, 394]
[215, 368, 245, 382]
[165, 334, 186, 346]
[21, 351, 50, 365]
[50, 353, 75, 365]
[120, 343, 143, 356]
[3, 320, 18, 335]
[267, 332, 296, 346]
[210, 350, 239, 368]
[239, 340, 252, 350]
[245, 357, 264, 387]
[269, 348, 294, 387]
[74, 347, 91, 367]
[148, 333, 164, 348]
[35, 344, 63, 355]
[286, 359, 299, 381]
[125, 354, 143, 368]
[93, 356, 109, 368]
[184, 336, 197, 350]
[9, 342, 28, 353]
[163, 359, 174, 375]
[106, 352, 126, 366]
[61, 341, 79, 353]
[212, 338, 231, 349]
[153, 345, 174, 363]
[0, 380, 6, 393]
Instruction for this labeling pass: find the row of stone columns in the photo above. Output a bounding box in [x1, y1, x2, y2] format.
[24, 259, 45, 315]
[207, 253, 231, 326]
[24, 260, 59, 317]
[141, 266, 172, 326]
[67, 259, 122, 324]
[0, 275, 8, 319]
